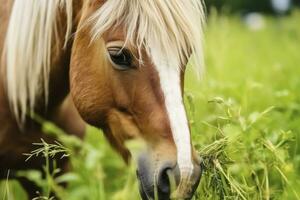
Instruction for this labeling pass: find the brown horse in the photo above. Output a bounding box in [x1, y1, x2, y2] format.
[0, 0, 205, 199]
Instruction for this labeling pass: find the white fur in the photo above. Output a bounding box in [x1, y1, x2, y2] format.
[151, 49, 194, 197]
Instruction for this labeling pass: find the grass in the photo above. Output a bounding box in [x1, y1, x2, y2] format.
[1, 10, 300, 200]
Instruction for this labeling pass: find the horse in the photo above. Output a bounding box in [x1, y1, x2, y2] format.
[0, 0, 205, 199]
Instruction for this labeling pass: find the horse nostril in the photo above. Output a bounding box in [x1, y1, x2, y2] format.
[157, 165, 173, 195]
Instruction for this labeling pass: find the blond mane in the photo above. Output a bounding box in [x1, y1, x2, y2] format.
[4, 0, 72, 123]
[4, 0, 205, 123]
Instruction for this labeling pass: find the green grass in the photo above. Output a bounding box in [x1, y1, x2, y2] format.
[1, 10, 300, 200]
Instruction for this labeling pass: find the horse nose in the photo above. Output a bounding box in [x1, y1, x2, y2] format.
[156, 163, 174, 199]
[157, 161, 202, 200]
[137, 154, 203, 200]
[157, 163, 175, 192]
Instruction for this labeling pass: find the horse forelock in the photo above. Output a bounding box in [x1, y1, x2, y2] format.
[88, 0, 205, 72]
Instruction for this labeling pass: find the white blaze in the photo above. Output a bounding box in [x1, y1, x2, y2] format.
[152, 56, 194, 195]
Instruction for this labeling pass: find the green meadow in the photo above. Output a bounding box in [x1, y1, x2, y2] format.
[1, 10, 300, 200]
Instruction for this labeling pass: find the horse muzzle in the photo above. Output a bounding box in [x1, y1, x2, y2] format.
[136, 154, 202, 200]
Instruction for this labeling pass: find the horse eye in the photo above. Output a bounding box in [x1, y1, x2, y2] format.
[108, 47, 134, 70]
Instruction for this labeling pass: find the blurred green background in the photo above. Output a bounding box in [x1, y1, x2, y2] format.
[1, 2, 300, 200]
[205, 0, 299, 13]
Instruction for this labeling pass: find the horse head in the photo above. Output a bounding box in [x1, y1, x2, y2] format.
[70, 1, 205, 199]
